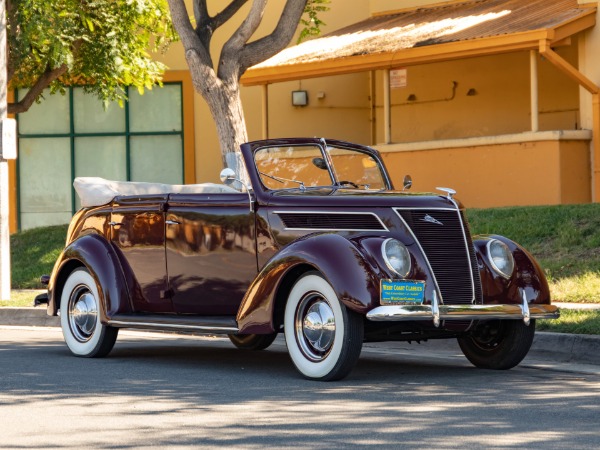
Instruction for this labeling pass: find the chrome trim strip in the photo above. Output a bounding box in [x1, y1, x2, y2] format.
[393, 209, 444, 304]
[107, 320, 239, 333]
[366, 304, 559, 322]
[274, 210, 389, 232]
[447, 200, 476, 304]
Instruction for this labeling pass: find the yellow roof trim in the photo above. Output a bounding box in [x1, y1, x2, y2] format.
[243, 29, 551, 86]
[242, 4, 596, 87]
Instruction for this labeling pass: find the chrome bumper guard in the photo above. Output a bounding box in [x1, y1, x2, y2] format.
[367, 291, 559, 327]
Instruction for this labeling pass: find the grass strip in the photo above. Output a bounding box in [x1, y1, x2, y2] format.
[537, 309, 600, 335]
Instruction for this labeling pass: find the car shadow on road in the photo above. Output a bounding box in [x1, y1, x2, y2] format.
[1, 331, 599, 448]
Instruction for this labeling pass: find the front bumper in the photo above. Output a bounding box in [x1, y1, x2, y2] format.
[367, 291, 559, 327]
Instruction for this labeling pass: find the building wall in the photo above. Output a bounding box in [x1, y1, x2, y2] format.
[377, 132, 592, 208]
[9, 0, 598, 232]
[372, 44, 580, 144]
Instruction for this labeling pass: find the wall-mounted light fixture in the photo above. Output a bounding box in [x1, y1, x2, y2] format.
[406, 94, 417, 101]
[292, 90, 308, 106]
[466, 88, 478, 96]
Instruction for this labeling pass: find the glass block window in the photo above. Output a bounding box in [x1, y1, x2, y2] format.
[17, 84, 184, 229]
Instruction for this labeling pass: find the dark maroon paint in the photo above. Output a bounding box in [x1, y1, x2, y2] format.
[47, 138, 551, 340]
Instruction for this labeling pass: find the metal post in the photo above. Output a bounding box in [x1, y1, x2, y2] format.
[261, 84, 269, 140]
[0, 0, 10, 301]
[530, 50, 539, 132]
[383, 69, 391, 144]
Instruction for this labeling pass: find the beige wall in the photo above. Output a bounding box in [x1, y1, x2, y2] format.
[372, 44, 580, 144]
[378, 132, 592, 208]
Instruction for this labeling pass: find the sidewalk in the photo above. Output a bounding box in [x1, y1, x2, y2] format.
[1, 303, 599, 368]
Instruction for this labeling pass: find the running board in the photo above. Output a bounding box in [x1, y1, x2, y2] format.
[108, 314, 239, 334]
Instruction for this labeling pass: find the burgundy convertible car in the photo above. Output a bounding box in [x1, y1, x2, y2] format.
[41, 138, 559, 380]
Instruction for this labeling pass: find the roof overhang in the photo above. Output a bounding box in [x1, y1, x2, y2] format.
[242, 1, 597, 86]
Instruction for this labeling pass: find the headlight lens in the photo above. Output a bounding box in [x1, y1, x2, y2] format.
[487, 239, 515, 279]
[382, 238, 411, 278]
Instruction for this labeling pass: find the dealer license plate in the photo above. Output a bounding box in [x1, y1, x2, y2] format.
[380, 280, 426, 305]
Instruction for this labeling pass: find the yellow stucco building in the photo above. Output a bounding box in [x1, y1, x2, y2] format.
[8, 0, 600, 231]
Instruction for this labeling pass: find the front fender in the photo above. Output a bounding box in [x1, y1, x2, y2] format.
[237, 233, 382, 334]
[48, 233, 132, 322]
[474, 235, 550, 305]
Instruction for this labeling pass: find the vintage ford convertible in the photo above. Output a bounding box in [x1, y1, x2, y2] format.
[42, 138, 559, 380]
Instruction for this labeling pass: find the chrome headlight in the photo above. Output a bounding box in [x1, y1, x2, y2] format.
[487, 239, 515, 279]
[382, 238, 411, 278]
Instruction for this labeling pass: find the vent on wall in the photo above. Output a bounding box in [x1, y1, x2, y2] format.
[276, 212, 387, 231]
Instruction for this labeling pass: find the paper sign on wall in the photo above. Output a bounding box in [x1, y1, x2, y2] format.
[390, 68, 407, 89]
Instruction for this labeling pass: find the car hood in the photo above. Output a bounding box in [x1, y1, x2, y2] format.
[264, 188, 463, 210]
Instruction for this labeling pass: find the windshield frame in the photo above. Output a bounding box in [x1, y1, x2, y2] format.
[247, 138, 392, 194]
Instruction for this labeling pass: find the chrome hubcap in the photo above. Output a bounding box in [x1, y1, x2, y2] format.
[68, 285, 98, 342]
[295, 293, 336, 361]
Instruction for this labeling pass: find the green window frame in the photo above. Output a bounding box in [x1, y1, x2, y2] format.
[16, 84, 184, 230]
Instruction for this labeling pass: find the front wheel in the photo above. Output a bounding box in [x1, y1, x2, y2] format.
[457, 319, 535, 370]
[60, 268, 118, 358]
[284, 272, 363, 381]
[228, 333, 278, 351]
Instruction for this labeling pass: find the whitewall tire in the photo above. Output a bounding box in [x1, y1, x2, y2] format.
[284, 272, 363, 381]
[60, 268, 118, 357]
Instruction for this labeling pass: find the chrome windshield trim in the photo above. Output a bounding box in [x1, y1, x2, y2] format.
[366, 304, 559, 323]
[274, 211, 389, 232]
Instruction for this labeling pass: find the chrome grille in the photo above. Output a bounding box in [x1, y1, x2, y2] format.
[396, 209, 482, 305]
[277, 212, 386, 231]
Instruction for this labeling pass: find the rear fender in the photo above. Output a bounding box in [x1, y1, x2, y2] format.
[48, 234, 131, 322]
[474, 235, 550, 305]
[237, 233, 381, 334]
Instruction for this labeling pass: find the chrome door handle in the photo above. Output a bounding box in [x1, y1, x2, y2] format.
[165, 220, 181, 225]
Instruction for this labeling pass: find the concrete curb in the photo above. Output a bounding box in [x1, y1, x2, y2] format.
[1, 307, 599, 367]
[0, 307, 60, 327]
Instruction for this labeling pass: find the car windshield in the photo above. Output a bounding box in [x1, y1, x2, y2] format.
[254, 144, 386, 190]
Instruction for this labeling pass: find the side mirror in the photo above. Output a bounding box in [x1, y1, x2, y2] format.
[220, 168, 237, 185]
[403, 174, 412, 191]
[219, 168, 255, 212]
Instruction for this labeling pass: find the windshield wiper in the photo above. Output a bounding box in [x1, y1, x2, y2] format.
[259, 171, 306, 191]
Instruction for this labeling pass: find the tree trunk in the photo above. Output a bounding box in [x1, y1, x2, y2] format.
[186, 49, 250, 182]
[204, 79, 248, 169]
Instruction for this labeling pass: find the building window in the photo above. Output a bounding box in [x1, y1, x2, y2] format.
[17, 84, 184, 230]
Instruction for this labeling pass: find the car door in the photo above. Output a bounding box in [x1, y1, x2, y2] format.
[165, 192, 257, 315]
[110, 195, 173, 313]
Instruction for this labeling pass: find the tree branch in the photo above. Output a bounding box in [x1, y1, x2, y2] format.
[167, 0, 212, 67]
[238, 0, 308, 75]
[7, 64, 69, 115]
[219, 0, 268, 80]
[212, 0, 249, 30]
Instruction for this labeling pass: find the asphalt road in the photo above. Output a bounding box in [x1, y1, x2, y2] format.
[1, 326, 599, 449]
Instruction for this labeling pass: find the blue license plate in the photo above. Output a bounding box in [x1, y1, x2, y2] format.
[380, 280, 426, 305]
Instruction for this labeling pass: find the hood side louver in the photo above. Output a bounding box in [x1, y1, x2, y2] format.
[277, 212, 387, 231]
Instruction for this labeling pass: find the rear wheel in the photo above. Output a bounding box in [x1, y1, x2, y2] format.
[284, 272, 363, 381]
[60, 268, 118, 358]
[228, 333, 278, 351]
[458, 319, 535, 370]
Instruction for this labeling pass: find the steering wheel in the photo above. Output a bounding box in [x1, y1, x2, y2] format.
[338, 180, 359, 188]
